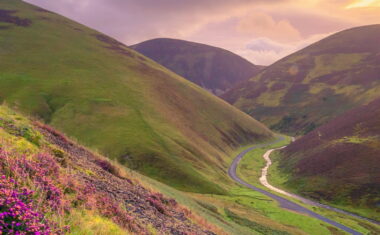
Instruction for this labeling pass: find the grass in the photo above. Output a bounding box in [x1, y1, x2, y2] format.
[224, 208, 291, 235]
[65, 210, 129, 235]
[223, 188, 331, 235]
[305, 53, 368, 83]
[256, 89, 286, 107]
[0, 0, 274, 193]
[335, 135, 376, 144]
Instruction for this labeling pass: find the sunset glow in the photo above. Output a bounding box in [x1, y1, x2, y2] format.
[346, 0, 380, 9]
[24, 0, 380, 65]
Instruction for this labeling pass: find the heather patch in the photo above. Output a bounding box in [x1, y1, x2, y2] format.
[0, 148, 63, 210]
[0, 144, 69, 233]
[0, 175, 53, 234]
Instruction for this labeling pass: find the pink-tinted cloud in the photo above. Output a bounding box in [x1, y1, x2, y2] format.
[24, 0, 282, 44]
[23, 0, 380, 65]
[246, 37, 287, 53]
[237, 12, 301, 43]
[240, 33, 331, 65]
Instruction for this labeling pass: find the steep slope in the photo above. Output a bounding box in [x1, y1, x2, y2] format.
[0, 0, 274, 193]
[223, 24, 380, 135]
[131, 38, 263, 95]
[0, 105, 220, 234]
[277, 99, 380, 220]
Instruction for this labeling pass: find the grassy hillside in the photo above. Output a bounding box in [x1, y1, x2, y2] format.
[0, 105, 223, 234]
[275, 99, 380, 220]
[3, 104, 359, 235]
[223, 24, 380, 135]
[0, 0, 274, 193]
[131, 38, 263, 95]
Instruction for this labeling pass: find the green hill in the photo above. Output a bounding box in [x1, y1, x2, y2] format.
[276, 99, 380, 220]
[223, 24, 380, 135]
[131, 38, 263, 95]
[0, 0, 273, 194]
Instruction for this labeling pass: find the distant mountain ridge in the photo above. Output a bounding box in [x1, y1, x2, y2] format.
[223, 24, 380, 135]
[131, 38, 264, 95]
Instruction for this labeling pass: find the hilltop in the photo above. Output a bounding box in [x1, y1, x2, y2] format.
[131, 38, 263, 95]
[0, 0, 273, 193]
[223, 24, 380, 135]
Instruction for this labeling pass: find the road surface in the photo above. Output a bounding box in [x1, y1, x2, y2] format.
[228, 137, 362, 235]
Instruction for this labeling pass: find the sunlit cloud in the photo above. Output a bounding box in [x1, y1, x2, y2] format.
[237, 12, 301, 43]
[239, 33, 331, 65]
[246, 38, 287, 53]
[346, 0, 380, 9]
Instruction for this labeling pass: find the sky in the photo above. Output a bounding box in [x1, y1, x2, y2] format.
[24, 0, 380, 65]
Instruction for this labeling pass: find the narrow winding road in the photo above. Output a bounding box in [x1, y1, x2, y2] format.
[228, 137, 362, 235]
[261, 147, 380, 226]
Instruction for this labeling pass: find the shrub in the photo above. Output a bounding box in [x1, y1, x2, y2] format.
[149, 192, 176, 206]
[0, 149, 63, 211]
[52, 148, 65, 159]
[94, 158, 121, 178]
[33, 121, 69, 143]
[0, 175, 52, 234]
[95, 195, 133, 226]
[147, 193, 167, 214]
[19, 126, 42, 146]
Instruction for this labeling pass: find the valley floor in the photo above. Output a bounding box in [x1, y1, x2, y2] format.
[233, 137, 380, 235]
[262, 147, 380, 226]
[148, 137, 379, 235]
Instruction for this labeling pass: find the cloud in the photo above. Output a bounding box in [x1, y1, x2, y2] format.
[237, 12, 301, 42]
[24, 0, 284, 44]
[240, 33, 331, 65]
[346, 0, 380, 9]
[246, 37, 289, 53]
[267, 8, 354, 37]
